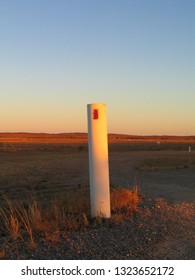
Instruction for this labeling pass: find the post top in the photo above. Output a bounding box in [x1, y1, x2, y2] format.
[87, 103, 106, 107]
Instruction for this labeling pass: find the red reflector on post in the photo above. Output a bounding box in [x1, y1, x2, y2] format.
[93, 109, 99, 119]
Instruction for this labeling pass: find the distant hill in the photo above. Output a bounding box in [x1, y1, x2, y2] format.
[0, 132, 195, 143]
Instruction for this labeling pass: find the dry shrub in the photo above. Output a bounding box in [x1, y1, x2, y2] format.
[111, 186, 140, 214]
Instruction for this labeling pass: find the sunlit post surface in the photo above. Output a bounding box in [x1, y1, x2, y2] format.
[87, 103, 111, 218]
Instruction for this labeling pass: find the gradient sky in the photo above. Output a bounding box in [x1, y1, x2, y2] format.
[1, 0, 195, 135]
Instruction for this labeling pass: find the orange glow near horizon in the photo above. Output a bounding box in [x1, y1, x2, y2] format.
[1, 102, 194, 136]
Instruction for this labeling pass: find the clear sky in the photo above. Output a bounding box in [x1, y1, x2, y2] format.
[1, 0, 195, 135]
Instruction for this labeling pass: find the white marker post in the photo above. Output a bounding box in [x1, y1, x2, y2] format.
[87, 103, 111, 218]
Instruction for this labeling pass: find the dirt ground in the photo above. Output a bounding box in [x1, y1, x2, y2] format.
[1, 149, 194, 202]
[109, 151, 195, 203]
[0, 143, 195, 259]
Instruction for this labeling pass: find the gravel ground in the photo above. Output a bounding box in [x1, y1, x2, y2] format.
[1, 197, 194, 260]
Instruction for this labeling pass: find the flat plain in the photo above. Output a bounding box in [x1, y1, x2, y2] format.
[0, 133, 195, 259]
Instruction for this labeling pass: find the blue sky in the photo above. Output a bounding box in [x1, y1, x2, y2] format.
[1, 0, 195, 135]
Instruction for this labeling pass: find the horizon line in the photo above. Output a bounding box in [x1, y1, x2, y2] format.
[0, 132, 195, 137]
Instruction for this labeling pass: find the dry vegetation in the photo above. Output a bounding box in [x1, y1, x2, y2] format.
[0, 134, 195, 259]
[0, 186, 142, 258]
[0, 185, 194, 260]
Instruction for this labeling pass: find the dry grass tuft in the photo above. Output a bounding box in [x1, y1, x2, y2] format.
[0, 196, 20, 241]
[110, 186, 140, 214]
[16, 206, 36, 249]
[28, 197, 43, 232]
